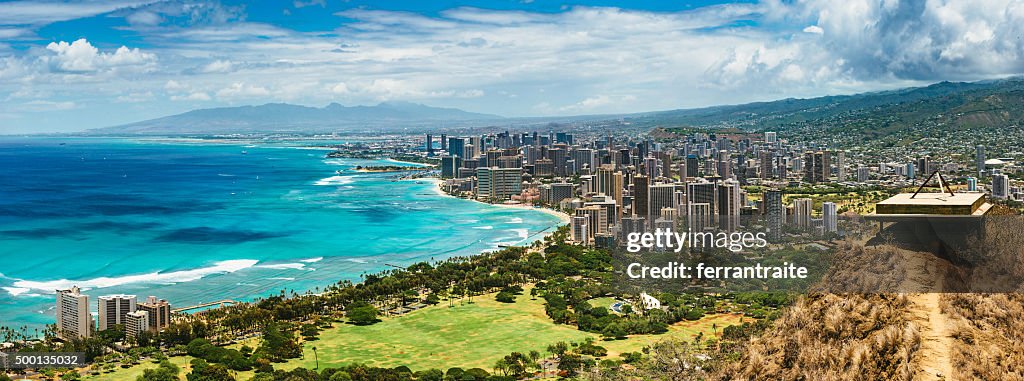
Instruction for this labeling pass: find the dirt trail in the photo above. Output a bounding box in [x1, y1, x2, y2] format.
[899, 248, 955, 380]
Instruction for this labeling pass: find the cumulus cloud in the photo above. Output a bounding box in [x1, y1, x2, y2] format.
[6, 1, 1024, 131]
[707, 0, 1024, 90]
[216, 82, 269, 99]
[200, 59, 234, 73]
[44, 39, 156, 73]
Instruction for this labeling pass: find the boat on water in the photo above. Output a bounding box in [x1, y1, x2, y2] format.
[241, 150, 248, 154]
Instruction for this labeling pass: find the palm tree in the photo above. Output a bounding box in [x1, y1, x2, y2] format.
[312, 346, 319, 370]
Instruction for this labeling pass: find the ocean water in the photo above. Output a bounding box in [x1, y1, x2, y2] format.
[0, 137, 562, 330]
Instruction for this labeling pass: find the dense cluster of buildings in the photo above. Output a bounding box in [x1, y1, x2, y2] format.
[423, 127, 1023, 249]
[429, 131, 873, 248]
[55, 286, 172, 342]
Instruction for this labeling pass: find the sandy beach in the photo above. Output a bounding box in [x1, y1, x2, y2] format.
[418, 177, 571, 224]
[386, 158, 437, 167]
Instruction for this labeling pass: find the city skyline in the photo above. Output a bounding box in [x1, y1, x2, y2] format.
[3, 0, 1024, 133]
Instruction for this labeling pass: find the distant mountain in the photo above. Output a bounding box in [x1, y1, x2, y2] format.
[88, 101, 503, 134]
[627, 78, 1024, 135]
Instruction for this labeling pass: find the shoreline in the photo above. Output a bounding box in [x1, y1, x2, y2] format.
[418, 177, 572, 224]
[385, 158, 437, 167]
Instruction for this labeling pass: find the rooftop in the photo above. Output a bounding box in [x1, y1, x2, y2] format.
[876, 192, 990, 216]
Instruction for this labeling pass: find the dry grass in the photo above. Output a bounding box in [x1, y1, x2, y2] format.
[942, 293, 1024, 381]
[713, 293, 920, 381]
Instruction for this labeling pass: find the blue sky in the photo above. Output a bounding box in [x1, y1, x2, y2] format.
[1, 0, 1023, 133]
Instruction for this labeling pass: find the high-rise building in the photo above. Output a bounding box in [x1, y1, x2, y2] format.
[440, 134, 447, 151]
[575, 205, 608, 241]
[976, 145, 986, 175]
[993, 173, 1010, 199]
[594, 165, 624, 210]
[125, 310, 150, 340]
[917, 156, 932, 177]
[633, 175, 649, 219]
[549, 183, 574, 205]
[822, 202, 838, 233]
[621, 215, 647, 239]
[717, 150, 732, 178]
[686, 181, 717, 210]
[476, 167, 522, 200]
[572, 148, 594, 175]
[56, 286, 91, 340]
[717, 180, 742, 231]
[440, 155, 461, 178]
[137, 296, 172, 332]
[98, 294, 137, 332]
[686, 154, 699, 178]
[644, 157, 659, 179]
[764, 131, 777, 144]
[550, 148, 568, 176]
[763, 189, 785, 241]
[448, 137, 466, 158]
[836, 150, 846, 182]
[426, 134, 434, 155]
[906, 162, 916, 179]
[571, 216, 590, 245]
[687, 202, 713, 231]
[792, 198, 813, 228]
[759, 150, 774, 179]
[648, 184, 677, 220]
[967, 176, 978, 192]
[857, 165, 870, 183]
[803, 150, 831, 183]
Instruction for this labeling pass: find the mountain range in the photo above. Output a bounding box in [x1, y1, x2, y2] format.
[89, 78, 1024, 135]
[89, 101, 503, 134]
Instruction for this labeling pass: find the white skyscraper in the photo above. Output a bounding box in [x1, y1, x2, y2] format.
[822, 202, 838, 233]
[792, 198, 813, 228]
[56, 286, 92, 340]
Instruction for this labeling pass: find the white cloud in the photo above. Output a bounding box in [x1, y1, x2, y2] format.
[216, 82, 270, 99]
[0, 0, 155, 26]
[126, 10, 162, 26]
[200, 59, 234, 73]
[20, 100, 77, 111]
[802, 25, 824, 34]
[171, 91, 211, 101]
[116, 91, 155, 103]
[7, 1, 1024, 131]
[559, 94, 637, 112]
[44, 39, 156, 73]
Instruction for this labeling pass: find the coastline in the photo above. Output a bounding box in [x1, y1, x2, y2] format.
[386, 158, 436, 167]
[419, 177, 572, 224]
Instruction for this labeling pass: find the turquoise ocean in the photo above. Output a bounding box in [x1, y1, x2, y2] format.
[0, 137, 562, 331]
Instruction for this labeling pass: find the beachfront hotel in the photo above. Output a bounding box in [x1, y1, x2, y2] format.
[125, 310, 150, 339]
[97, 294, 137, 332]
[137, 296, 173, 332]
[56, 286, 91, 340]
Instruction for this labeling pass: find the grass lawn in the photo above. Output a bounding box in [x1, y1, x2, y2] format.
[598, 313, 745, 357]
[81, 287, 742, 379]
[587, 297, 620, 310]
[275, 287, 594, 372]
